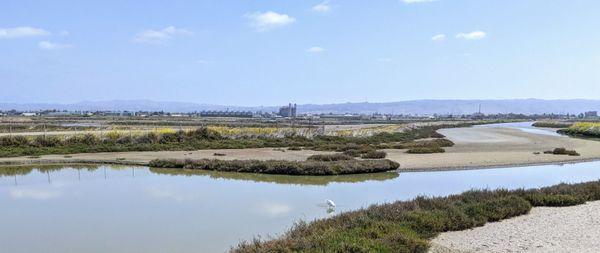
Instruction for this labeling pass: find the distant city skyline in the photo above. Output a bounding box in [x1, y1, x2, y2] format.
[2, 0, 600, 106]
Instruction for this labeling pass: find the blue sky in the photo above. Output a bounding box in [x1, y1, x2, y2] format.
[1, 0, 600, 106]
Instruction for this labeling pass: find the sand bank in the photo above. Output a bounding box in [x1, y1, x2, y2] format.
[429, 201, 600, 253]
[387, 125, 600, 171]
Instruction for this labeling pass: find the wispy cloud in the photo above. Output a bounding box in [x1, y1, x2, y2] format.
[145, 186, 202, 202]
[456, 31, 486, 40]
[306, 46, 325, 53]
[9, 188, 61, 200]
[431, 34, 446, 41]
[245, 11, 295, 32]
[402, 0, 437, 3]
[377, 58, 393, 62]
[58, 30, 70, 36]
[38, 41, 72, 50]
[260, 202, 292, 217]
[313, 1, 332, 13]
[0, 26, 50, 39]
[133, 26, 192, 44]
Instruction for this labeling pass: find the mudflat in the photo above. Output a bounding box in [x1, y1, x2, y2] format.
[386, 126, 600, 171]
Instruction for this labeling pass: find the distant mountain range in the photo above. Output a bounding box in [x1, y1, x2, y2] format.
[1, 99, 600, 115]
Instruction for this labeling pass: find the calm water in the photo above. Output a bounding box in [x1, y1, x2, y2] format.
[2, 161, 600, 253]
[476, 121, 564, 137]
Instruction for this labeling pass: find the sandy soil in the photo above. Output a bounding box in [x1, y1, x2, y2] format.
[386, 126, 600, 171]
[429, 201, 600, 253]
[0, 148, 334, 166]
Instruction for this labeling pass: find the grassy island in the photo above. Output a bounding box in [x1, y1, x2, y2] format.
[148, 158, 400, 175]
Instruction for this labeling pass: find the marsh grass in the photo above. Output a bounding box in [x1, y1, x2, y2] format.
[307, 154, 355, 162]
[0, 124, 466, 158]
[532, 121, 573, 128]
[148, 158, 400, 175]
[406, 146, 446, 154]
[558, 122, 600, 138]
[360, 150, 387, 159]
[232, 180, 600, 253]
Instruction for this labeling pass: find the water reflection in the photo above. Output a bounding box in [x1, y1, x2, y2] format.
[2, 162, 600, 253]
[1, 165, 399, 186]
[149, 167, 399, 186]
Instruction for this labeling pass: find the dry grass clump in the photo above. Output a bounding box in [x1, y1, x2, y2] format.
[558, 122, 600, 138]
[544, 148, 580, 156]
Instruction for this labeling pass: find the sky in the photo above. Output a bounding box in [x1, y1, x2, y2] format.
[1, 0, 600, 106]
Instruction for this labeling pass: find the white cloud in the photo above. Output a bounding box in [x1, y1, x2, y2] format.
[58, 30, 70, 36]
[402, 0, 437, 3]
[377, 58, 393, 62]
[431, 34, 446, 41]
[306, 46, 325, 53]
[260, 202, 292, 217]
[245, 11, 295, 32]
[133, 26, 192, 44]
[456, 31, 486, 40]
[38, 41, 72, 50]
[9, 188, 60, 200]
[0, 26, 50, 39]
[313, 1, 332, 13]
[145, 186, 202, 202]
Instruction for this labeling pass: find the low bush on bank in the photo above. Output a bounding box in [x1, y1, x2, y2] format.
[558, 122, 600, 138]
[307, 154, 355, 162]
[406, 146, 446, 154]
[394, 138, 454, 149]
[360, 150, 387, 159]
[532, 121, 573, 128]
[544, 148, 580, 156]
[232, 180, 600, 253]
[149, 158, 400, 175]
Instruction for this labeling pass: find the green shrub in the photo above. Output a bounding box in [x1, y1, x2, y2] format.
[546, 148, 580, 156]
[342, 149, 362, 157]
[307, 154, 355, 161]
[149, 158, 400, 175]
[532, 121, 572, 128]
[406, 147, 445, 154]
[522, 193, 585, 207]
[360, 150, 387, 159]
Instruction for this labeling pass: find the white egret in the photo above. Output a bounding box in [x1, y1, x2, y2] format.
[326, 199, 336, 208]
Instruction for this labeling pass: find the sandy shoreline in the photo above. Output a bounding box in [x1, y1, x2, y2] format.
[429, 200, 600, 253]
[387, 125, 600, 171]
